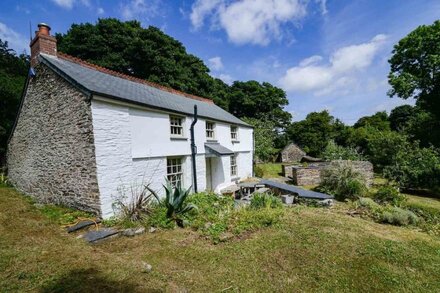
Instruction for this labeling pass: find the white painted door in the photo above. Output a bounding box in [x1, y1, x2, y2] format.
[206, 158, 212, 191]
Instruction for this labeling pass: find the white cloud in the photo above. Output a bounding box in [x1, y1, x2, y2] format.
[190, 0, 223, 29]
[208, 56, 223, 71]
[279, 34, 388, 94]
[190, 0, 307, 45]
[0, 22, 28, 54]
[51, 0, 92, 9]
[51, 0, 75, 9]
[299, 55, 323, 67]
[120, 0, 159, 20]
[97, 7, 105, 14]
[316, 0, 328, 15]
[218, 73, 233, 85]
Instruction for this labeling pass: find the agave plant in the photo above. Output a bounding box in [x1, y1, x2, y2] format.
[163, 179, 197, 227]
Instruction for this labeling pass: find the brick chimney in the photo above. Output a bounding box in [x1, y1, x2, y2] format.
[30, 23, 57, 67]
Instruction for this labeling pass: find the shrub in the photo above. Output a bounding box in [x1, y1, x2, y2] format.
[374, 185, 407, 206]
[383, 142, 440, 189]
[113, 183, 159, 222]
[250, 193, 283, 209]
[147, 204, 176, 229]
[319, 161, 368, 200]
[322, 140, 364, 161]
[381, 207, 419, 226]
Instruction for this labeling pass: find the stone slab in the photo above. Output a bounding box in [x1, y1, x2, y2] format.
[83, 228, 119, 243]
[66, 219, 101, 233]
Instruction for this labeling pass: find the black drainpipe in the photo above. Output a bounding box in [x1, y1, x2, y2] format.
[190, 105, 198, 193]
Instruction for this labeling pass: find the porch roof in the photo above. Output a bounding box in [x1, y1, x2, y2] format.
[205, 143, 234, 156]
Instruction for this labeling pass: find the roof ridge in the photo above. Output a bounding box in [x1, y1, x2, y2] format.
[56, 52, 214, 104]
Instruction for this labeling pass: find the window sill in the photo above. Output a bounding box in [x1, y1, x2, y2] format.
[206, 139, 218, 143]
[170, 136, 188, 141]
[232, 140, 240, 144]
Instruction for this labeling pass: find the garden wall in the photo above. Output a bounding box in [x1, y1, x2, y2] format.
[284, 160, 374, 187]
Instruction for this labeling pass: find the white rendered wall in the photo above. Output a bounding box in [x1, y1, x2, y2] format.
[91, 97, 253, 218]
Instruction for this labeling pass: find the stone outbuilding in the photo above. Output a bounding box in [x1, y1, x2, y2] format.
[280, 143, 306, 163]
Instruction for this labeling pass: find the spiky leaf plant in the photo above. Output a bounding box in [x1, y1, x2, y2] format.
[163, 179, 197, 227]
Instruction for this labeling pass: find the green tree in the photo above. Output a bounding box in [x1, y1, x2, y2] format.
[228, 81, 291, 128]
[354, 111, 390, 131]
[242, 117, 277, 162]
[0, 39, 28, 164]
[287, 111, 336, 157]
[388, 105, 416, 131]
[384, 142, 440, 189]
[388, 20, 440, 118]
[364, 130, 408, 170]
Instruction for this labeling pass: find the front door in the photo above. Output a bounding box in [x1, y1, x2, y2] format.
[205, 158, 212, 191]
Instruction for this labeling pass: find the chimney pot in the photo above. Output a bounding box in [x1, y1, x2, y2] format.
[30, 23, 57, 67]
[37, 23, 51, 36]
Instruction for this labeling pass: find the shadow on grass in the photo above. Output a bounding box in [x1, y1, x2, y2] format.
[40, 268, 159, 293]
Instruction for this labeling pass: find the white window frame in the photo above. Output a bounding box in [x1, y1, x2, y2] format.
[231, 125, 239, 141]
[230, 154, 237, 177]
[206, 121, 216, 140]
[170, 115, 185, 138]
[167, 157, 183, 187]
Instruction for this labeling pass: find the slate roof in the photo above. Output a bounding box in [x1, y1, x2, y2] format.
[205, 143, 234, 156]
[39, 53, 250, 127]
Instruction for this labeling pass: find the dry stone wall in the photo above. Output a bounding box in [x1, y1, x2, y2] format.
[7, 63, 101, 214]
[284, 160, 374, 187]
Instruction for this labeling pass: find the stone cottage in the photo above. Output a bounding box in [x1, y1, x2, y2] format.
[280, 142, 306, 163]
[7, 23, 254, 219]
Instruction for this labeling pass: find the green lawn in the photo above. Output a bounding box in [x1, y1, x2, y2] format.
[255, 163, 284, 178]
[1, 186, 440, 292]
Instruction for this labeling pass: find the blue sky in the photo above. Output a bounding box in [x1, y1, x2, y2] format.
[1, 0, 439, 124]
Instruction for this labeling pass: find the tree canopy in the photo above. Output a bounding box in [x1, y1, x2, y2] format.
[0, 40, 28, 164]
[388, 20, 440, 118]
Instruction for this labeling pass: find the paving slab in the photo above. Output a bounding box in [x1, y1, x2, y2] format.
[66, 219, 101, 233]
[83, 228, 119, 243]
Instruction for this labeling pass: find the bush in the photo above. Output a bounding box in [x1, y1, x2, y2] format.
[381, 207, 419, 226]
[322, 140, 364, 161]
[319, 161, 368, 200]
[383, 142, 440, 189]
[113, 184, 159, 222]
[250, 193, 283, 209]
[374, 185, 407, 206]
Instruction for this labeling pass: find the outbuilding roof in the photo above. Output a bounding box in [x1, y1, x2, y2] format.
[39, 53, 250, 127]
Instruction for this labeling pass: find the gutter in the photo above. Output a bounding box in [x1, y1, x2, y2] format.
[190, 105, 198, 193]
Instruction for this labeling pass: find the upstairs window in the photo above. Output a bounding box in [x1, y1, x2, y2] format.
[167, 157, 183, 187]
[231, 126, 238, 141]
[230, 155, 237, 177]
[170, 116, 184, 137]
[206, 121, 215, 139]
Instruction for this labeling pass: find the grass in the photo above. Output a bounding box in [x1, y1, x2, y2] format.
[1, 186, 440, 292]
[255, 163, 284, 178]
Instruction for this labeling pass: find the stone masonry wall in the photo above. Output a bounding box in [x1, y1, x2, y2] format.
[285, 160, 374, 187]
[292, 167, 321, 186]
[7, 63, 101, 214]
